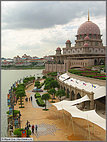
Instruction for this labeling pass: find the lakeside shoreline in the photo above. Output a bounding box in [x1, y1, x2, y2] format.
[1, 67, 45, 70]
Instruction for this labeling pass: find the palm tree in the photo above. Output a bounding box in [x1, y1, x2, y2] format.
[41, 93, 50, 110]
[16, 89, 26, 108]
[56, 89, 66, 101]
[48, 88, 56, 102]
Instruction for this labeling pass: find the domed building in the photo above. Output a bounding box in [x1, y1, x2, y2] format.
[45, 12, 106, 73]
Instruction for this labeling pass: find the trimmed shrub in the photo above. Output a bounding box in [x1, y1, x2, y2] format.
[36, 98, 45, 107]
[19, 103, 24, 105]
[19, 106, 25, 108]
[7, 110, 20, 115]
[35, 93, 41, 98]
[42, 76, 47, 79]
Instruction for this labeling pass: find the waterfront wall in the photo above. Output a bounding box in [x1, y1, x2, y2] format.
[45, 64, 65, 72]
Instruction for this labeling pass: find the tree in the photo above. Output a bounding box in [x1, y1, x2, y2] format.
[16, 90, 26, 108]
[44, 80, 59, 90]
[42, 76, 47, 79]
[49, 80, 59, 89]
[48, 88, 56, 102]
[41, 93, 50, 110]
[56, 89, 66, 101]
[35, 81, 40, 89]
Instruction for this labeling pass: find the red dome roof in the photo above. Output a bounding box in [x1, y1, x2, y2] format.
[84, 43, 89, 46]
[56, 47, 61, 50]
[77, 21, 100, 35]
[84, 36, 90, 40]
[66, 40, 71, 43]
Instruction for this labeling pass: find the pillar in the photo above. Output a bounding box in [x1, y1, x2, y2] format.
[69, 86, 72, 100]
[90, 92, 94, 110]
[74, 87, 77, 100]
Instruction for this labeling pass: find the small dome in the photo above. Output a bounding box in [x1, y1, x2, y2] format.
[66, 40, 71, 44]
[84, 36, 90, 40]
[77, 21, 100, 35]
[56, 47, 61, 50]
[84, 43, 89, 46]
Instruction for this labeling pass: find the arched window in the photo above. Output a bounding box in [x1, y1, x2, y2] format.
[94, 59, 97, 65]
[89, 34, 91, 39]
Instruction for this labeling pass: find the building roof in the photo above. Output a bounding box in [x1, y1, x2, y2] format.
[66, 40, 71, 44]
[56, 47, 61, 51]
[77, 21, 100, 35]
[84, 36, 90, 40]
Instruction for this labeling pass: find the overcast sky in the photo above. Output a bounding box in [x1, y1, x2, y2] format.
[1, 1, 106, 58]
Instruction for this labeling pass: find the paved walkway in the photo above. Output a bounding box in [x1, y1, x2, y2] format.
[27, 85, 51, 109]
[14, 81, 106, 141]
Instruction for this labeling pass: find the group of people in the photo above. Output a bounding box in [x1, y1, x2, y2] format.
[31, 124, 38, 134]
[25, 96, 32, 102]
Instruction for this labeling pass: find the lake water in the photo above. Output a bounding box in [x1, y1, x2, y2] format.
[1, 69, 43, 137]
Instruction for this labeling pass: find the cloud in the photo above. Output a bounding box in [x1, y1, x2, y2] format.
[1, 1, 106, 58]
[1, 1, 106, 30]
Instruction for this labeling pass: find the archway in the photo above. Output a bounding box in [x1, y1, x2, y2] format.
[77, 93, 81, 99]
[99, 59, 104, 65]
[94, 59, 98, 65]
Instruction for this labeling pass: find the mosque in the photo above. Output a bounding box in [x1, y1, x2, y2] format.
[44, 11, 106, 73]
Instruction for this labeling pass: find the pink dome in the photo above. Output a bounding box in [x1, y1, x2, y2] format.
[84, 36, 90, 40]
[66, 40, 71, 43]
[77, 21, 100, 35]
[84, 43, 89, 46]
[56, 47, 61, 50]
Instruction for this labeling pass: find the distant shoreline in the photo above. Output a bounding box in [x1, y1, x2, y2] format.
[1, 66, 45, 70]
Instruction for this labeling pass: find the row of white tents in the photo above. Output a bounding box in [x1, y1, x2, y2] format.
[59, 73, 106, 100]
[54, 73, 106, 130]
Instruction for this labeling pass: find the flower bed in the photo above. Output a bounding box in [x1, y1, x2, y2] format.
[68, 69, 106, 80]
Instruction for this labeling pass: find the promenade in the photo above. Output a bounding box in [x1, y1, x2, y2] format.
[14, 81, 106, 141]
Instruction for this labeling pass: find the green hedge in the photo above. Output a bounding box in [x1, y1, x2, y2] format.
[68, 69, 100, 74]
[7, 110, 20, 115]
[36, 97, 45, 107]
[35, 93, 41, 98]
[47, 72, 57, 76]
[23, 77, 35, 84]
[68, 69, 105, 80]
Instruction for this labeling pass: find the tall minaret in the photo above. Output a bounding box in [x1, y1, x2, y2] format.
[88, 9, 90, 21]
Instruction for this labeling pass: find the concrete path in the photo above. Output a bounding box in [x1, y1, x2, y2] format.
[14, 81, 106, 141]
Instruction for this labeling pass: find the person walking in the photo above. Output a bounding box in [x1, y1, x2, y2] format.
[32, 125, 34, 134]
[35, 125, 38, 133]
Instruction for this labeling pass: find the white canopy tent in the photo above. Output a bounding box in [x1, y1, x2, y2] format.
[53, 95, 90, 110]
[59, 74, 106, 100]
[53, 103, 106, 130]
[59, 73, 70, 81]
